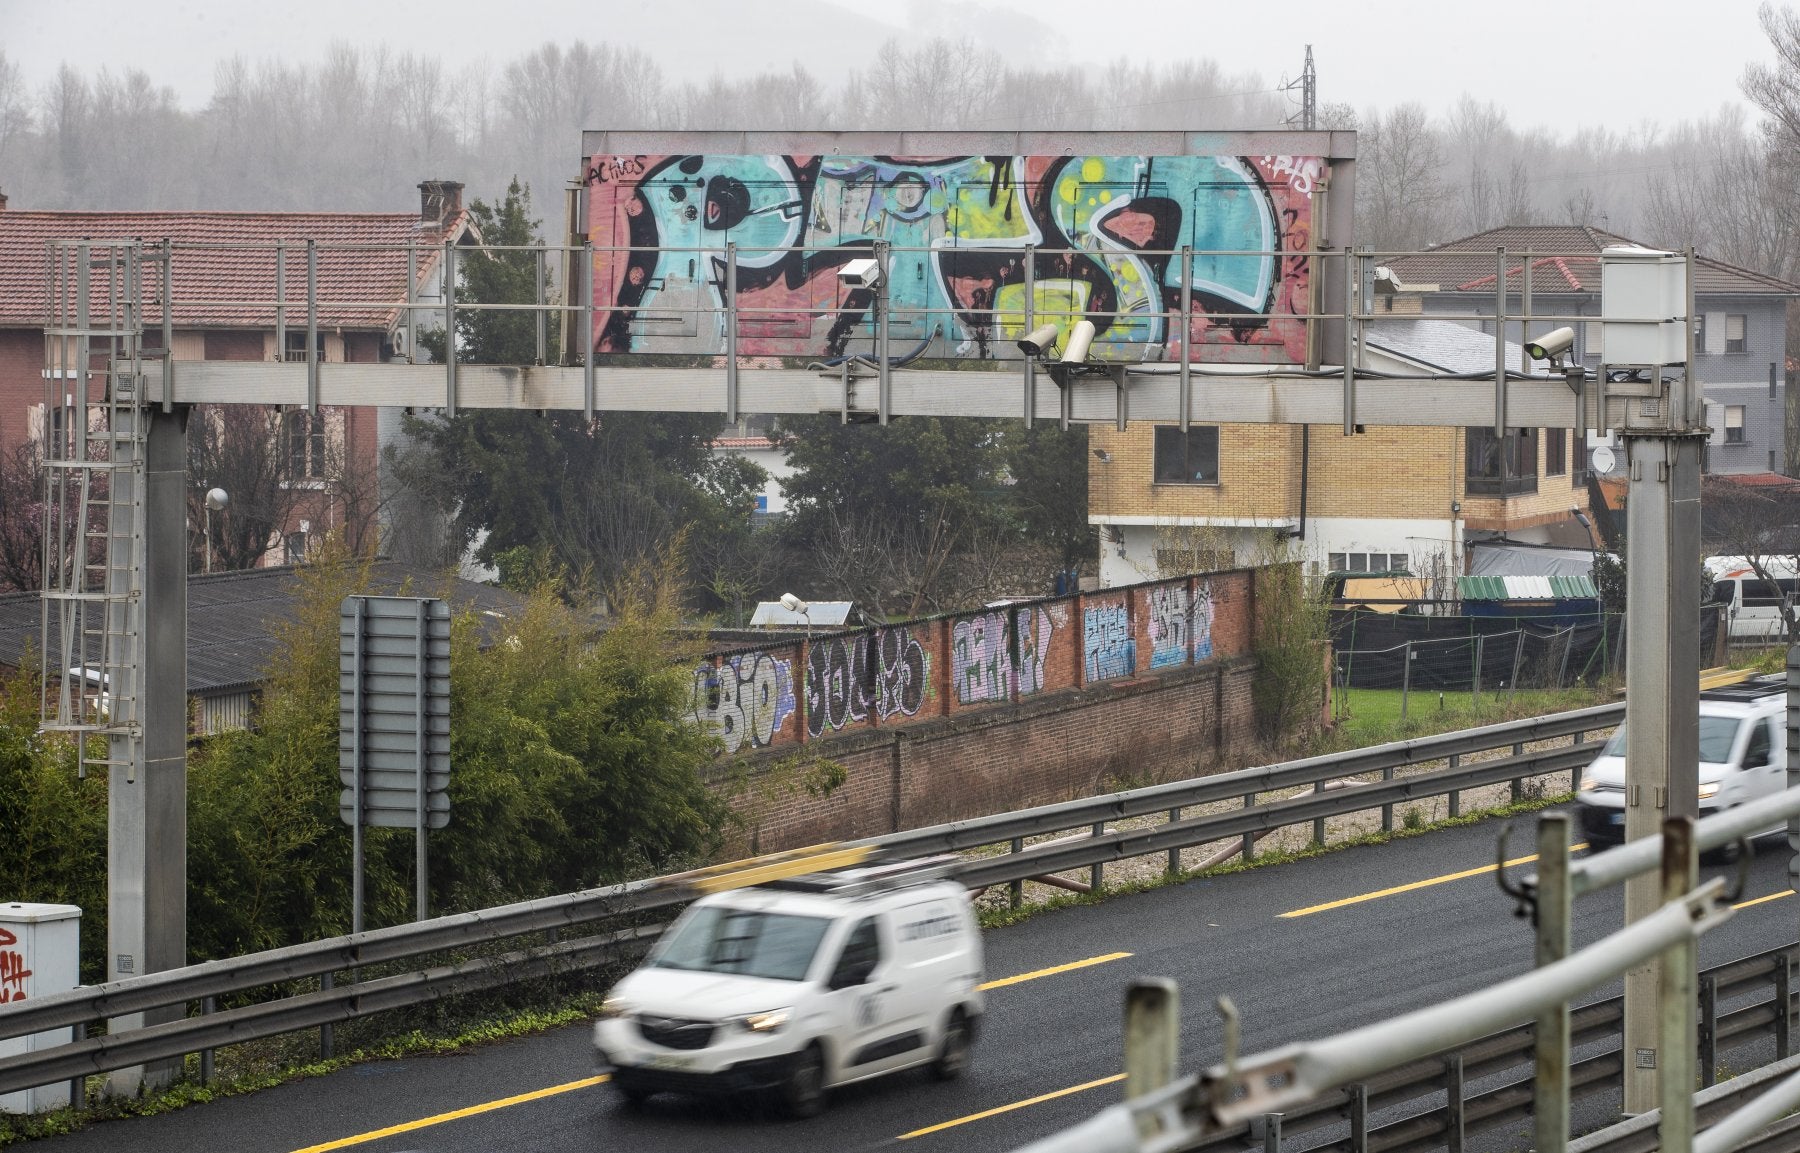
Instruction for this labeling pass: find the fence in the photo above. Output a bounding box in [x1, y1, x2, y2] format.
[0, 702, 1625, 1100]
[1330, 606, 1728, 697]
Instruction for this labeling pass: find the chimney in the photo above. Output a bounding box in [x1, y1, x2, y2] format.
[0, 190, 9, 212]
[417, 180, 463, 228]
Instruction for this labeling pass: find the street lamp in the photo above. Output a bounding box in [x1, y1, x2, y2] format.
[203, 488, 228, 574]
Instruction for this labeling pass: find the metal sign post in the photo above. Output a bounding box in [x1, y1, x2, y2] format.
[338, 596, 450, 929]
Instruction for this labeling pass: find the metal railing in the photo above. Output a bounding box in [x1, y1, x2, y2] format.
[1007, 790, 1800, 1153]
[0, 703, 1623, 1099]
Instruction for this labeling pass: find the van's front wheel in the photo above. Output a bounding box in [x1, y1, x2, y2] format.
[931, 1009, 972, 1081]
[782, 1043, 826, 1118]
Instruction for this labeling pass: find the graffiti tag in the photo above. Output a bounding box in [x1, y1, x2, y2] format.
[1084, 602, 1137, 681]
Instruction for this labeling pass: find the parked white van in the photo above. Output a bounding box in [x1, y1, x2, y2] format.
[1706, 555, 1799, 645]
[594, 856, 983, 1117]
[1575, 674, 1788, 853]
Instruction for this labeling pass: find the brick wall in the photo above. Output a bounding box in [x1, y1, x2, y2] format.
[717, 657, 1260, 853]
[696, 568, 1281, 853]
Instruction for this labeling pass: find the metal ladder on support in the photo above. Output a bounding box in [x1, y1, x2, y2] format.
[39, 240, 160, 779]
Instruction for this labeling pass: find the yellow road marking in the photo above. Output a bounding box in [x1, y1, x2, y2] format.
[979, 951, 1133, 990]
[1735, 889, 1793, 910]
[898, 1073, 1126, 1139]
[286, 1074, 609, 1153]
[1278, 847, 1590, 918]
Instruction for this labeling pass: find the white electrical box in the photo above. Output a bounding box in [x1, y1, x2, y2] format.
[0, 903, 81, 1114]
[1601, 245, 1687, 365]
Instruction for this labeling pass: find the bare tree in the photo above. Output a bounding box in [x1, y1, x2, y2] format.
[1361, 103, 1449, 251]
[0, 439, 46, 592]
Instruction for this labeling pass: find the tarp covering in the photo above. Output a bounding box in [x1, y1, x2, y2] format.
[1467, 541, 1602, 579]
[1458, 574, 1597, 601]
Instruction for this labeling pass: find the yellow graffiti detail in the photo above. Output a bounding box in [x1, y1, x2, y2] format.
[991, 281, 1093, 341]
[1081, 157, 1105, 182]
[1059, 178, 1078, 205]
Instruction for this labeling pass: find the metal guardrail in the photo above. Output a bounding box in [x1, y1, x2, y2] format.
[1007, 790, 1800, 1153]
[0, 703, 1624, 1098]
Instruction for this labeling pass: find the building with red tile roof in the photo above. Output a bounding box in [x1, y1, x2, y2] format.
[0, 182, 475, 581]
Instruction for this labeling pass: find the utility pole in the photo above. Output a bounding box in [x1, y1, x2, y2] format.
[1610, 247, 1703, 1115]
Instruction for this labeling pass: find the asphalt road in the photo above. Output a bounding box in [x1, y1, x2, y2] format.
[35, 811, 1800, 1153]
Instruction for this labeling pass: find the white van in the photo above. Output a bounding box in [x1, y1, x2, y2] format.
[1575, 674, 1788, 852]
[594, 857, 983, 1117]
[1706, 556, 1799, 645]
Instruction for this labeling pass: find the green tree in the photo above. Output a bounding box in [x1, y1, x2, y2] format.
[775, 414, 1011, 617]
[184, 534, 728, 955]
[404, 179, 762, 598]
[0, 662, 108, 982]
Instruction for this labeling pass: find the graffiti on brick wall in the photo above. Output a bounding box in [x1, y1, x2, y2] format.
[806, 628, 930, 737]
[586, 151, 1317, 364]
[1146, 580, 1218, 666]
[1147, 585, 1190, 668]
[951, 605, 1063, 704]
[952, 611, 1011, 703]
[1084, 602, 1137, 681]
[1017, 605, 1062, 693]
[690, 652, 798, 754]
[1194, 579, 1215, 661]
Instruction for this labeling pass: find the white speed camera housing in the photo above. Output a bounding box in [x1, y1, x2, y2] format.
[837, 258, 882, 290]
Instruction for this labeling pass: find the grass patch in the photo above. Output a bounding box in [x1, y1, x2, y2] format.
[1322, 684, 1612, 750]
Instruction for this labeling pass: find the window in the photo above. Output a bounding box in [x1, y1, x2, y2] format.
[1693, 314, 1706, 351]
[1725, 405, 1746, 444]
[1328, 552, 1410, 573]
[1157, 549, 1233, 574]
[284, 531, 309, 563]
[828, 917, 883, 988]
[283, 409, 327, 480]
[1153, 426, 1219, 485]
[1465, 427, 1538, 495]
[1544, 428, 1567, 476]
[1726, 314, 1747, 355]
[649, 906, 834, 983]
[284, 331, 327, 362]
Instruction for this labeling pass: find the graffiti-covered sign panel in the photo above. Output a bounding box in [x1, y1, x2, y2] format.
[584, 141, 1321, 365]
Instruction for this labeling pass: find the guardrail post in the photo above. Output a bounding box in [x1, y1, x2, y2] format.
[1777, 957, 1792, 1060]
[1166, 807, 1181, 874]
[1253, 1113, 1282, 1153]
[1535, 812, 1572, 1153]
[1090, 822, 1105, 892]
[1512, 741, 1525, 803]
[1348, 1082, 1369, 1153]
[68, 1021, 86, 1111]
[1010, 837, 1024, 909]
[320, 971, 334, 1060]
[1699, 973, 1717, 1088]
[1313, 807, 1326, 848]
[1444, 1053, 1465, 1153]
[1242, 792, 1257, 862]
[1571, 728, 1586, 794]
[1123, 978, 1179, 1100]
[1381, 766, 1394, 833]
[1449, 753, 1461, 818]
[200, 996, 216, 1084]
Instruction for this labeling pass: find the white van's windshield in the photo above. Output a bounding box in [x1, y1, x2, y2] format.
[1603, 717, 1745, 764]
[650, 906, 833, 982]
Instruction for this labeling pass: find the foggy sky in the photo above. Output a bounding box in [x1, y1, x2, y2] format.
[0, 0, 1773, 137]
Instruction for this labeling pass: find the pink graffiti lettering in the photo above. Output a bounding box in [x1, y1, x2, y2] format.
[0, 949, 31, 1003]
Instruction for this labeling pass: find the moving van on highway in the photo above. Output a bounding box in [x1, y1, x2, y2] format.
[1575, 674, 1788, 853]
[594, 856, 983, 1117]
